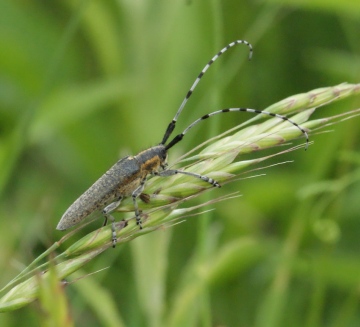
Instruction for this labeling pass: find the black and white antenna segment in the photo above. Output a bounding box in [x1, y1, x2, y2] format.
[161, 40, 309, 150]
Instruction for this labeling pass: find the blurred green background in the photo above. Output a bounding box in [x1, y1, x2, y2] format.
[1, 0, 360, 326]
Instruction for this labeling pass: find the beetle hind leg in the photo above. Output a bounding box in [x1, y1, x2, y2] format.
[103, 196, 123, 247]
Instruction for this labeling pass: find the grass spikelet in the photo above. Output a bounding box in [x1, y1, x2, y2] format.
[0, 83, 359, 312]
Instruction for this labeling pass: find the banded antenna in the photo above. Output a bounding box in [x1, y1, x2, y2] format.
[161, 40, 309, 150]
[165, 108, 309, 150]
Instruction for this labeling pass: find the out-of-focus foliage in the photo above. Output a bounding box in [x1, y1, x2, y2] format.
[0, 1, 359, 326]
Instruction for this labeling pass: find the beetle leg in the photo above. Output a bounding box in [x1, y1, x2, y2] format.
[103, 196, 123, 247]
[156, 169, 221, 188]
[132, 177, 147, 228]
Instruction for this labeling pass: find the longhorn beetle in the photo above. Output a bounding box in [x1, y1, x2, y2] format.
[57, 40, 309, 247]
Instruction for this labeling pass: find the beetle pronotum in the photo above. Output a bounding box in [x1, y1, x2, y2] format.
[57, 40, 309, 246]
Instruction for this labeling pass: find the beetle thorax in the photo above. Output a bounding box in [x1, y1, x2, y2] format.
[136, 145, 168, 174]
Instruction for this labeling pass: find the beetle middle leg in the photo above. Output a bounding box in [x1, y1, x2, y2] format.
[103, 196, 123, 247]
[132, 177, 147, 229]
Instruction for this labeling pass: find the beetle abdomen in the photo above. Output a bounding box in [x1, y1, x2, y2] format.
[57, 156, 141, 230]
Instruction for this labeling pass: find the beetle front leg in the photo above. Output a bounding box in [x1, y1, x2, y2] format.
[156, 169, 220, 187]
[103, 196, 123, 247]
[132, 178, 147, 229]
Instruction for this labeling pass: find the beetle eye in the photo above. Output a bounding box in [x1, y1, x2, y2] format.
[160, 149, 168, 162]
